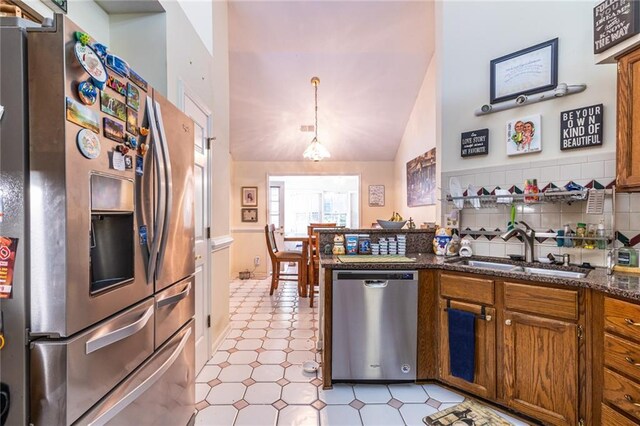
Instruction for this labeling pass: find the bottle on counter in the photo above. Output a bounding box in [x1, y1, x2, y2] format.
[563, 224, 574, 248]
[583, 223, 596, 250]
[596, 220, 607, 250]
[575, 223, 586, 248]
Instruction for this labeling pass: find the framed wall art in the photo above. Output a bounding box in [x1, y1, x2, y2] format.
[241, 208, 258, 223]
[406, 148, 437, 207]
[241, 186, 258, 207]
[368, 185, 385, 207]
[490, 38, 558, 104]
[506, 114, 542, 156]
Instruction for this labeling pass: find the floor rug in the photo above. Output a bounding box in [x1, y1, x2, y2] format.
[423, 399, 515, 425]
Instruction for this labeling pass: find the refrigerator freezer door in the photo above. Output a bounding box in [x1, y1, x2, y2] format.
[151, 90, 195, 291]
[154, 274, 195, 349]
[27, 16, 152, 337]
[75, 320, 195, 426]
[30, 298, 155, 425]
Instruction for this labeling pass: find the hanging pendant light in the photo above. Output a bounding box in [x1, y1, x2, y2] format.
[303, 76, 330, 161]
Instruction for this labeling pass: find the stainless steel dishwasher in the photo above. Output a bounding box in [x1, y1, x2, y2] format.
[332, 270, 418, 381]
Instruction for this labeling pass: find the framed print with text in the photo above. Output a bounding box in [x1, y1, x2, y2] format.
[241, 208, 258, 223]
[368, 185, 385, 207]
[490, 38, 558, 104]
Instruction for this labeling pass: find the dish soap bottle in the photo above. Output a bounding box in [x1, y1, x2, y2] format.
[596, 220, 607, 250]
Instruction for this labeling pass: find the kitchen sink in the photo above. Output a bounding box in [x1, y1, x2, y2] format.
[449, 258, 590, 279]
[522, 267, 588, 279]
[456, 260, 521, 272]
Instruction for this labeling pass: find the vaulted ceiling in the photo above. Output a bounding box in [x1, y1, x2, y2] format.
[228, 1, 435, 162]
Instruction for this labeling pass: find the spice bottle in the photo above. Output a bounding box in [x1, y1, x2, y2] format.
[575, 223, 586, 248]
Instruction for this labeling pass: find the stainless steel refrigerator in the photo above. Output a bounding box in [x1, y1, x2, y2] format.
[0, 14, 195, 426]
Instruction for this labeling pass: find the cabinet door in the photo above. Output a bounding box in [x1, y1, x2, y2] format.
[617, 47, 640, 191]
[503, 311, 578, 426]
[439, 299, 496, 399]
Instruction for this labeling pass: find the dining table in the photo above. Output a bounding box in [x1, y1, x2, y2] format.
[283, 236, 309, 297]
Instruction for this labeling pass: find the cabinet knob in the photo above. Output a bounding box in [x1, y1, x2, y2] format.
[505, 319, 512, 326]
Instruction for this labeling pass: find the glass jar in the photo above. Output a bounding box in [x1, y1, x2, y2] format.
[583, 223, 596, 250]
[563, 224, 574, 248]
[575, 223, 586, 248]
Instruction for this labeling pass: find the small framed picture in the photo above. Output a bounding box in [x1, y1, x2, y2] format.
[241, 186, 258, 207]
[241, 208, 258, 222]
[368, 185, 385, 207]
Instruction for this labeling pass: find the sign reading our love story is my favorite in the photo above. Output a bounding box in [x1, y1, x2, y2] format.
[461, 129, 489, 157]
[560, 104, 604, 151]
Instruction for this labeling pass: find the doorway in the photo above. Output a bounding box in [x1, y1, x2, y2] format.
[182, 83, 212, 373]
[267, 175, 360, 237]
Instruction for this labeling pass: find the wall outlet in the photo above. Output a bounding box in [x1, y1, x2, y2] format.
[254, 256, 260, 266]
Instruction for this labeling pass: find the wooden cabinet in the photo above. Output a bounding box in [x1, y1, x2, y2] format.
[438, 299, 496, 399]
[502, 311, 579, 426]
[600, 295, 640, 424]
[617, 47, 640, 191]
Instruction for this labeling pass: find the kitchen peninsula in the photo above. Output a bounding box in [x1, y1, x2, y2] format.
[318, 228, 640, 426]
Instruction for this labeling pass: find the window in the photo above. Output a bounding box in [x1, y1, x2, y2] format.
[268, 175, 359, 235]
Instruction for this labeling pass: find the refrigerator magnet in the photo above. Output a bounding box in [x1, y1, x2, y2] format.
[100, 91, 127, 121]
[135, 155, 144, 175]
[106, 75, 127, 96]
[129, 69, 148, 92]
[76, 129, 101, 159]
[126, 108, 138, 136]
[124, 155, 133, 169]
[139, 127, 149, 136]
[77, 81, 97, 105]
[74, 42, 107, 90]
[126, 83, 139, 111]
[124, 135, 138, 149]
[111, 150, 126, 171]
[139, 225, 148, 245]
[138, 143, 148, 156]
[92, 42, 108, 61]
[74, 31, 91, 46]
[66, 98, 100, 134]
[105, 54, 130, 78]
[116, 144, 129, 155]
[103, 117, 125, 143]
[0, 237, 19, 299]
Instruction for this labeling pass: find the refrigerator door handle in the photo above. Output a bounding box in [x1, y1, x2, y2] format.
[153, 100, 173, 278]
[85, 306, 154, 355]
[156, 281, 191, 309]
[145, 96, 166, 282]
[86, 327, 191, 426]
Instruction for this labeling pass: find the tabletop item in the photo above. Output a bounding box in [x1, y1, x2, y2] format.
[524, 178, 539, 203]
[596, 221, 607, 250]
[449, 177, 464, 209]
[377, 219, 406, 229]
[459, 240, 473, 257]
[358, 235, 371, 254]
[433, 227, 453, 256]
[332, 234, 345, 255]
[345, 234, 358, 255]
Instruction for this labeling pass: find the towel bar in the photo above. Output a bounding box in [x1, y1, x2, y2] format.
[444, 299, 492, 322]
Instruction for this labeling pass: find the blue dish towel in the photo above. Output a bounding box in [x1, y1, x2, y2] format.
[448, 308, 476, 382]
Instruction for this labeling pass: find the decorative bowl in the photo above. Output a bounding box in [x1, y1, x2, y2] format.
[377, 220, 407, 229]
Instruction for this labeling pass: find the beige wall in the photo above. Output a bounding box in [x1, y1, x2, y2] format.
[393, 53, 439, 225]
[230, 161, 396, 278]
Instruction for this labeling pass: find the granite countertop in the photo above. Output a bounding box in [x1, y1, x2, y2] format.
[320, 253, 640, 302]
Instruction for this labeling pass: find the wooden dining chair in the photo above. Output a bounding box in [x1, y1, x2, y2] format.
[265, 224, 304, 296]
[307, 223, 336, 307]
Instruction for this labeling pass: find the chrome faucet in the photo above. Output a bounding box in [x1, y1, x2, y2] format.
[500, 221, 536, 263]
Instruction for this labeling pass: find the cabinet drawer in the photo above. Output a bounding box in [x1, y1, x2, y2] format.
[605, 333, 640, 382]
[605, 297, 640, 343]
[504, 282, 578, 320]
[440, 273, 494, 305]
[602, 404, 638, 426]
[604, 368, 640, 421]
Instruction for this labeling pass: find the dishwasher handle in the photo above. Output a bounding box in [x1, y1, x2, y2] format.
[363, 280, 388, 288]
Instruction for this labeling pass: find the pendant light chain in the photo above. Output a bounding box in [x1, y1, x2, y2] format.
[314, 81, 318, 140]
[303, 76, 330, 161]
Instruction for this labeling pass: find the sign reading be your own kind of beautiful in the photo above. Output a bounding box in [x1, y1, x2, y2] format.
[560, 104, 604, 151]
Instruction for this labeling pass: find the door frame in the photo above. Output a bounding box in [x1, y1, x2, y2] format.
[178, 80, 212, 367]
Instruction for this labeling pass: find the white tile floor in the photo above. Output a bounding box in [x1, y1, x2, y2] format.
[194, 276, 529, 425]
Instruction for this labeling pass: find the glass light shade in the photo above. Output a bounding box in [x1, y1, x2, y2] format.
[302, 137, 331, 162]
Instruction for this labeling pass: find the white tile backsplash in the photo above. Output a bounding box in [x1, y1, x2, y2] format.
[560, 163, 582, 181]
[442, 153, 631, 268]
